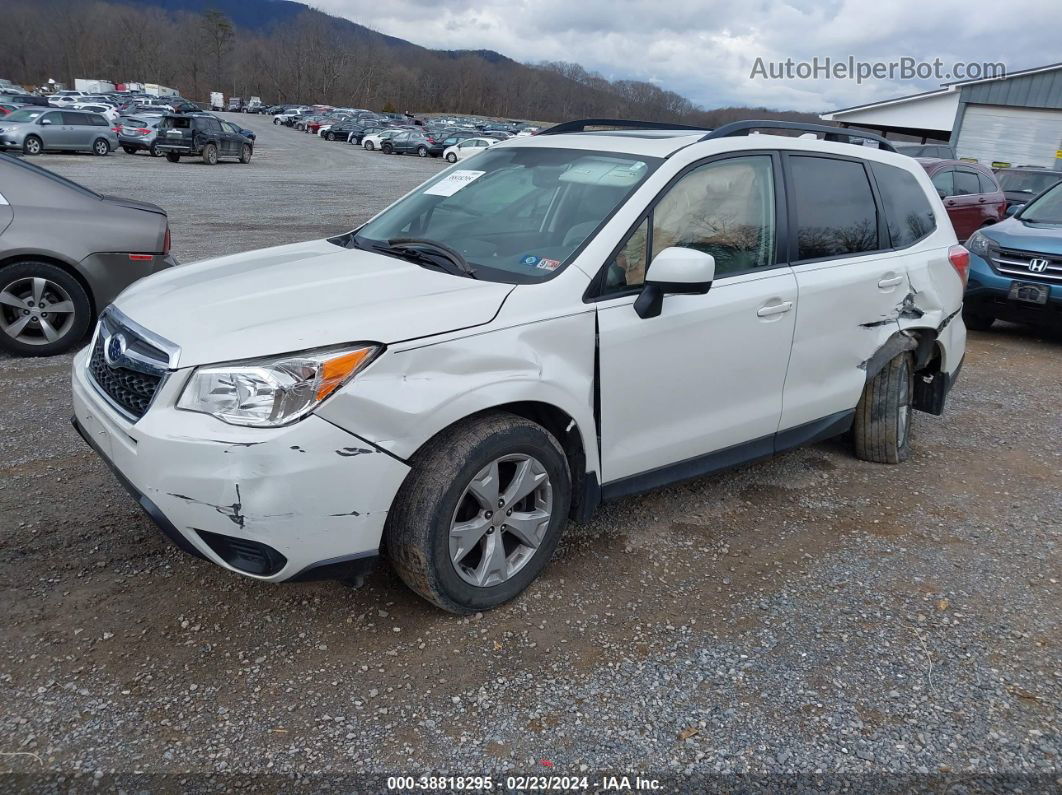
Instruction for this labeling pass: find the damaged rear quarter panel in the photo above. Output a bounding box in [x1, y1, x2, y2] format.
[314, 307, 600, 475]
[780, 245, 952, 431]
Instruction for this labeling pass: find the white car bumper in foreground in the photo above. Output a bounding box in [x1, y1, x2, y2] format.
[71, 346, 411, 583]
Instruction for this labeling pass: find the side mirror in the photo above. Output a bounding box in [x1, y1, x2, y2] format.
[1005, 204, 1020, 217]
[40, 118, 52, 125]
[634, 247, 716, 319]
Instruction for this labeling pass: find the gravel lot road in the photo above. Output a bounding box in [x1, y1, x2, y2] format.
[0, 114, 1059, 787]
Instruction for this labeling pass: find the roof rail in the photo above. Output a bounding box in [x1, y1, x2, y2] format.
[701, 120, 897, 152]
[538, 118, 708, 135]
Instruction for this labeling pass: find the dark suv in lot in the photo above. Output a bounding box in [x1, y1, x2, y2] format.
[381, 131, 446, 157]
[155, 114, 253, 164]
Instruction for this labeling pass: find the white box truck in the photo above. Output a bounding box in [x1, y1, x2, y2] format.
[75, 78, 116, 93]
[210, 91, 224, 111]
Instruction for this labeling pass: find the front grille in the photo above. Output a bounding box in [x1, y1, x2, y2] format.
[991, 248, 1062, 283]
[88, 335, 162, 418]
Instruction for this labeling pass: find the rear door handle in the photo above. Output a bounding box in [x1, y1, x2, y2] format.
[757, 301, 793, 317]
[878, 275, 904, 288]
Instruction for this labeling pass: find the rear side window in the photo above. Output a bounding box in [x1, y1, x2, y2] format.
[954, 170, 980, 196]
[88, 114, 108, 126]
[931, 170, 954, 197]
[977, 171, 999, 194]
[870, 163, 936, 249]
[62, 112, 87, 126]
[790, 156, 879, 260]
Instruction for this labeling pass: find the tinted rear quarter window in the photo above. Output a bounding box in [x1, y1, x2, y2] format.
[62, 112, 87, 125]
[871, 163, 936, 248]
[790, 156, 879, 260]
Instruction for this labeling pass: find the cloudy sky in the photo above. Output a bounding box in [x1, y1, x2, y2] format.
[308, 0, 1052, 112]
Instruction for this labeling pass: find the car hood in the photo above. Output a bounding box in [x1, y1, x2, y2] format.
[113, 238, 514, 367]
[981, 216, 1062, 254]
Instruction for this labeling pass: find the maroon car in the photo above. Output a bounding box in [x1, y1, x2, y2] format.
[917, 158, 1006, 240]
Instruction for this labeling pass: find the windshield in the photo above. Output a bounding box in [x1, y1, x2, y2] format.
[997, 170, 1062, 195]
[1019, 182, 1062, 224]
[4, 109, 45, 123]
[354, 146, 660, 283]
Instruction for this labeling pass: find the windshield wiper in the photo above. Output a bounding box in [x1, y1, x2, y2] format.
[387, 238, 477, 278]
[350, 235, 477, 278]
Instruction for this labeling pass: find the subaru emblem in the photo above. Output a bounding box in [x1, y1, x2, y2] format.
[105, 333, 127, 365]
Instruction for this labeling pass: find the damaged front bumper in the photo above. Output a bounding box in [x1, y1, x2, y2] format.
[71, 346, 411, 583]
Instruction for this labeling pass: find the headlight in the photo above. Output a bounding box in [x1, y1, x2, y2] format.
[966, 230, 994, 258]
[177, 344, 380, 427]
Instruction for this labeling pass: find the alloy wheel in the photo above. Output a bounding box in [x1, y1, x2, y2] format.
[0, 276, 77, 346]
[449, 454, 553, 588]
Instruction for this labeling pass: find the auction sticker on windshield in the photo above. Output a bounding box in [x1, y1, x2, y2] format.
[424, 170, 486, 197]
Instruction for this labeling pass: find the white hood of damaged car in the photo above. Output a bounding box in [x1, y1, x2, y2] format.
[113, 239, 514, 367]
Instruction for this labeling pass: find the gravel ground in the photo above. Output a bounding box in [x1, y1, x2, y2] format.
[0, 114, 1059, 788]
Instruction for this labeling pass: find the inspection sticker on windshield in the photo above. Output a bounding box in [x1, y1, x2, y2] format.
[536, 258, 561, 271]
[424, 170, 485, 197]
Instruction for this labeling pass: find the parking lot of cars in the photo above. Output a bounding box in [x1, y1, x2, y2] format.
[0, 112, 1058, 779]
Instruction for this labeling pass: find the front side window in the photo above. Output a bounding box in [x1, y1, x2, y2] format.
[353, 147, 660, 284]
[790, 156, 879, 260]
[651, 156, 775, 274]
[871, 162, 936, 248]
[931, 169, 954, 198]
[603, 155, 776, 293]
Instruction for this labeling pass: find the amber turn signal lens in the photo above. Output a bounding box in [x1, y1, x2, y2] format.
[315, 348, 374, 401]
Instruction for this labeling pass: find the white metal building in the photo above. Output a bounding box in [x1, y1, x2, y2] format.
[821, 63, 1062, 169]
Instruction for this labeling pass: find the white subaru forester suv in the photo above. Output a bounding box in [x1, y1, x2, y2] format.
[71, 120, 967, 613]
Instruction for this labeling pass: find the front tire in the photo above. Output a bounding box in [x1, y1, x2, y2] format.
[386, 413, 571, 614]
[417, 145, 428, 157]
[239, 144, 252, 164]
[165, 152, 181, 163]
[364, 140, 374, 151]
[201, 143, 218, 165]
[853, 352, 913, 464]
[325, 131, 336, 141]
[0, 261, 92, 356]
[445, 152, 457, 163]
[962, 306, 995, 331]
[22, 135, 42, 156]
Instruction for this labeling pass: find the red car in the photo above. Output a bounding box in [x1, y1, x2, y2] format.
[0, 103, 19, 116]
[917, 158, 1006, 240]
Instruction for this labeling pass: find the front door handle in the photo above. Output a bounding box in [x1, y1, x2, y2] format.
[757, 300, 793, 317]
[878, 275, 904, 288]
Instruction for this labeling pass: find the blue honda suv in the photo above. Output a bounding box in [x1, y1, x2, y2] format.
[963, 181, 1062, 330]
